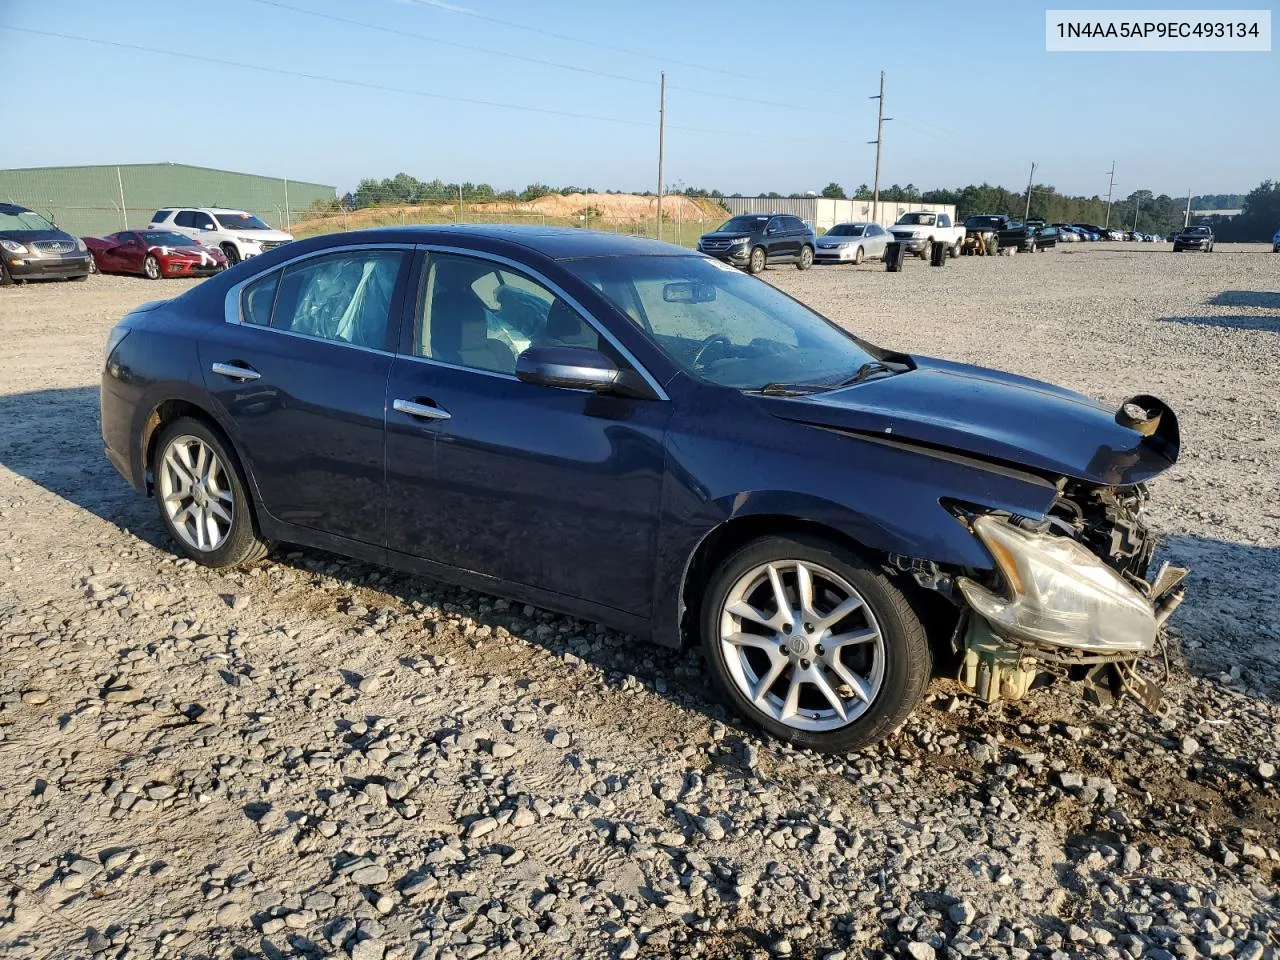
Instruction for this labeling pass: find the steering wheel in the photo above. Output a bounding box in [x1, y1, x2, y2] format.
[692, 333, 733, 370]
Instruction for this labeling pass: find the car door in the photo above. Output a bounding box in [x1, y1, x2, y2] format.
[764, 217, 790, 260]
[384, 249, 671, 617]
[116, 232, 147, 274]
[866, 224, 888, 258]
[190, 211, 218, 245]
[97, 232, 130, 273]
[197, 243, 412, 546]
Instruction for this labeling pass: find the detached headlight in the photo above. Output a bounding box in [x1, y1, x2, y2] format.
[956, 515, 1156, 654]
[0, 239, 29, 255]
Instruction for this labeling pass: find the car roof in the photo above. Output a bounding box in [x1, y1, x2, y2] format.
[0, 202, 34, 215]
[310, 224, 695, 260]
[832, 221, 874, 226]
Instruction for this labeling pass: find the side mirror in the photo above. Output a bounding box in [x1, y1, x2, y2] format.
[516, 346, 654, 399]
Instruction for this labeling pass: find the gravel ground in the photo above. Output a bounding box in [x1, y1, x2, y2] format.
[1, 244, 1277, 960]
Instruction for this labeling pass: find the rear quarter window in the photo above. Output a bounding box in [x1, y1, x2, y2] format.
[241, 272, 279, 326]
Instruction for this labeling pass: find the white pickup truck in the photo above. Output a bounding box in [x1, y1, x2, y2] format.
[888, 211, 964, 258]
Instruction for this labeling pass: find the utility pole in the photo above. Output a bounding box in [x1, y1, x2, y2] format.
[1023, 161, 1037, 221]
[1132, 194, 1141, 233]
[655, 71, 666, 241]
[868, 71, 890, 224]
[1184, 188, 1192, 228]
[1104, 161, 1116, 228]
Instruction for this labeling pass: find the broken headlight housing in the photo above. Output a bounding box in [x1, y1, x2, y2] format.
[956, 515, 1156, 654]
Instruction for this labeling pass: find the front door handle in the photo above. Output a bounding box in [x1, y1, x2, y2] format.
[211, 361, 261, 381]
[393, 398, 451, 421]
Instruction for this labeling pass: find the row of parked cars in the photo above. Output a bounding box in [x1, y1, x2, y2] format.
[0, 202, 293, 285]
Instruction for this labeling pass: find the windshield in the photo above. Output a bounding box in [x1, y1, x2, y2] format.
[214, 212, 271, 230]
[825, 224, 865, 237]
[715, 215, 769, 233]
[566, 255, 880, 390]
[0, 209, 56, 232]
[142, 231, 198, 246]
[1183, 226, 1210, 235]
[896, 213, 935, 226]
[965, 216, 1004, 229]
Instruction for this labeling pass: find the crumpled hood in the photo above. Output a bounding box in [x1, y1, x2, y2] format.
[760, 356, 1180, 486]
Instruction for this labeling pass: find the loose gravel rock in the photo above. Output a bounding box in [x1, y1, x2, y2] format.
[1, 251, 1278, 959]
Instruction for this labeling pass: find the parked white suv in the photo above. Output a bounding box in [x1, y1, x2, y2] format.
[148, 207, 292, 266]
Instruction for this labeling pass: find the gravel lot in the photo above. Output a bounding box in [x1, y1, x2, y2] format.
[1, 244, 1278, 960]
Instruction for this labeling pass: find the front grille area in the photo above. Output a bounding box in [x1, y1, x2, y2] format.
[259, 240, 289, 252]
[33, 240, 76, 255]
[699, 240, 732, 252]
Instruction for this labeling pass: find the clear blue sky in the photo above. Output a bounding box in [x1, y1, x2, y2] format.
[2, 0, 1274, 198]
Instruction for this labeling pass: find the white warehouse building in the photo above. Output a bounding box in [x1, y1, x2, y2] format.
[721, 197, 958, 232]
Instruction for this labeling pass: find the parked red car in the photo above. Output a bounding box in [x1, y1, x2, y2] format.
[83, 230, 227, 279]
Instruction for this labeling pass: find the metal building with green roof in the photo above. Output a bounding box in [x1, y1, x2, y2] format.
[0, 162, 335, 238]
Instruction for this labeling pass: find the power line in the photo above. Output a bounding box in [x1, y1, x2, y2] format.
[245, 0, 840, 115]
[1, 26, 857, 146]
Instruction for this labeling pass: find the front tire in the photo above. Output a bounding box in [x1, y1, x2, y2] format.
[853, 246, 864, 265]
[796, 245, 814, 270]
[0, 262, 12, 286]
[153, 417, 268, 568]
[221, 243, 241, 267]
[747, 246, 766, 274]
[143, 255, 161, 280]
[701, 535, 931, 752]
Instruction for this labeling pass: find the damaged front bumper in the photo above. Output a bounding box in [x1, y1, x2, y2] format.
[949, 514, 1187, 713]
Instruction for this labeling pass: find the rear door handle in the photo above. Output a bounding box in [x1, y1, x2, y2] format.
[393, 398, 451, 421]
[211, 361, 261, 381]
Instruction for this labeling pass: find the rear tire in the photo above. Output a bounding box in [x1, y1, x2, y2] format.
[88, 256, 98, 275]
[152, 417, 269, 568]
[797, 245, 814, 270]
[700, 534, 932, 752]
[747, 246, 767, 274]
[949, 240, 961, 258]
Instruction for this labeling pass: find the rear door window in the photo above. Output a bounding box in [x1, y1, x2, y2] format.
[174, 211, 196, 228]
[151, 209, 172, 224]
[271, 249, 406, 349]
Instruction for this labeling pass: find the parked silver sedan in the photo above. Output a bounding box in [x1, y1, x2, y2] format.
[814, 222, 891, 264]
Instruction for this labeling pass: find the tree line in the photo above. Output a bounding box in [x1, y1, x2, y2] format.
[330, 172, 1277, 240]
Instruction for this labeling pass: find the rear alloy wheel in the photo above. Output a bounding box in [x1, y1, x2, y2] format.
[154, 417, 268, 568]
[87, 256, 98, 275]
[221, 244, 241, 267]
[143, 255, 161, 280]
[702, 535, 931, 752]
[748, 246, 767, 274]
[797, 245, 814, 270]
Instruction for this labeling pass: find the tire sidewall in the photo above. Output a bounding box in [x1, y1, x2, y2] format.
[748, 247, 766, 274]
[797, 245, 813, 270]
[700, 534, 930, 752]
[153, 417, 262, 567]
[144, 255, 160, 280]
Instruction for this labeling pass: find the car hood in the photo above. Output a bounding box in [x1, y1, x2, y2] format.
[236, 230, 292, 242]
[0, 228, 76, 242]
[759, 356, 1179, 486]
[700, 231, 753, 241]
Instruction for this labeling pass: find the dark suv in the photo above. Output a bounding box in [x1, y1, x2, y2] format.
[697, 213, 815, 274]
[0, 203, 93, 285]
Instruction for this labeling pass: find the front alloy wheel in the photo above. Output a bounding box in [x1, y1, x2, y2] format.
[747, 246, 767, 274]
[153, 417, 269, 567]
[702, 535, 931, 751]
[143, 255, 161, 280]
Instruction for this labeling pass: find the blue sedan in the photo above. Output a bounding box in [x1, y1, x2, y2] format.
[101, 226, 1186, 750]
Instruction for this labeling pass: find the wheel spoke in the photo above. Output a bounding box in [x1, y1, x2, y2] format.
[192, 506, 207, 549]
[830, 660, 872, 704]
[779, 669, 802, 721]
[726, 601, 775, 630]
[765, 564, 793, 627]
[164, 453, 193, 490]
[809, 667, 848, 721]
[723, 631, 775, 652]
[204, 509, 221, 548]
[813, 596, 863, 632]
[827, 626, 879, 651]
[207, 499, 232, 524]
[751, 653, 788, 705]
[794, 561, 815, 620]
[194, 442, 209, 480]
